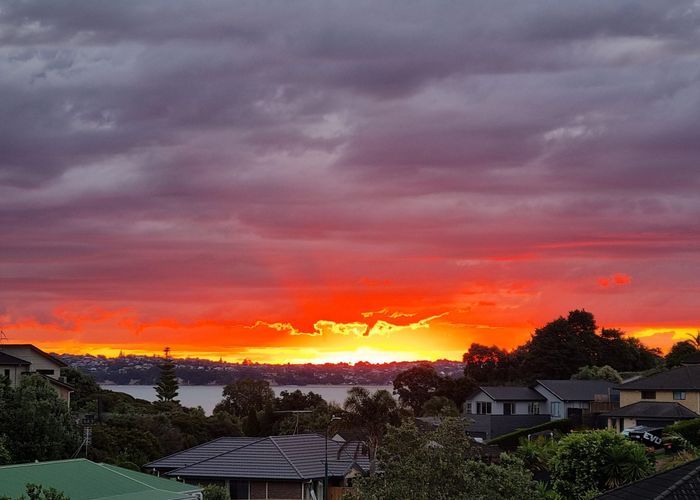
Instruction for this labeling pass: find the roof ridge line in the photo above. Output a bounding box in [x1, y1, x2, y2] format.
[145, 436, 245, 468]
[652, 459, 700, 499]
[166, 437, 266, 474]
[269, 436, 304, 480]
[535, 380, 564, 400]
[94, 462, 196, 495]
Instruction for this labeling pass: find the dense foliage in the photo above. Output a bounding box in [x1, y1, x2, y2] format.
[392, 364, 475, 415]
[488, 419, 573, 450]
[0, 484, 69, 500]
[0, 375, 80, 463]
[571, 365, 622, 383]
[463, 310, 661, 383]
[666, 418, 700, 447]
[341, 387, 401, 475]
[351, 420, 542, 500]
[550, 430, 653, 499]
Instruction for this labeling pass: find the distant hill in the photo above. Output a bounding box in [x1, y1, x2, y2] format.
[59, 353, 464, 386]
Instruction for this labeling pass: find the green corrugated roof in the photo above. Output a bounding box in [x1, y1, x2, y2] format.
[0, 459, 201, 500]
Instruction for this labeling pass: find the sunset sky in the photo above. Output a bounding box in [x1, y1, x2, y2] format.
[1, 1, 699, 363]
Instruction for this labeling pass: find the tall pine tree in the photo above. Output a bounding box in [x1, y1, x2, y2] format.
[155, 347, 179, 403]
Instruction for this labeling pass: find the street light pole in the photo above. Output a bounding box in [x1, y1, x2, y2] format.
[324, 415, 341, 500]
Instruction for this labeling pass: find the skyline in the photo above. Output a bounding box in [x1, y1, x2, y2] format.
[1, 1, 699, 363]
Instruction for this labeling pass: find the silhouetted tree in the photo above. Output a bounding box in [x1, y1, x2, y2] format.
[155, 347, 179, 403]
[463, 343, 513, 384]
[393, 364, 441, 414]
[665, 341, 699, 368]
[341, 387, 401, 475]
[215, 379, 275, 418]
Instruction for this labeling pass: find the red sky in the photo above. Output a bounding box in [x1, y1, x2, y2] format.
[1, 2, 699, 363]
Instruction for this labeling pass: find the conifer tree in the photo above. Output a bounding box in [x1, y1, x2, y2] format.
[155, 347, 179, 403]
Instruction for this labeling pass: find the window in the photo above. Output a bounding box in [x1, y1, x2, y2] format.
[673, 391, 686, 400]
[551, 402, 561, 417]
[503, 402, 514, 415]
[528, 402, 540, 415]
[36, 369, 55, 375]
[641, 390, 656, 400]
[465, 403, 472, 414]
[3, 369, 9, 378]
[476, 402, 492, 414]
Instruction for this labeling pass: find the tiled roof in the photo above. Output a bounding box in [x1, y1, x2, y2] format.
[617, 366, 700, 391]
[145, 437, 259, 471]
[597, 457, 700, 499]
[164, 434, 369, 481]
[0, 351, 30, 366]
[479, 386, 546, 401]
[606, 401, 698, 419]
[537, 380, 615, 402]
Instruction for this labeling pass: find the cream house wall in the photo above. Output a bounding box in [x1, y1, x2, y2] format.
[0, 346, 63, 379]
[0, 364, 25, 387]
[620, 390, 700, 414]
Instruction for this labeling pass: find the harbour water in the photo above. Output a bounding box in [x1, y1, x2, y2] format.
[100, 384, 394, 415]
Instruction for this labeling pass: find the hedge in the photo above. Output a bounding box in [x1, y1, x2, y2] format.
[666, 418, 700, 446]
[488, 419, 573, 450]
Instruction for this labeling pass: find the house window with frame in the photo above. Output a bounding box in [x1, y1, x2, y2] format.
[465, 403, 472, 414]
[528, 402, 540, 415]
[641, 390, 656, 400]
[476, 402, 492, 414]
[551, 402, 561, 417]
[673, 391, 686, 400]
[503, 402, 515, 415]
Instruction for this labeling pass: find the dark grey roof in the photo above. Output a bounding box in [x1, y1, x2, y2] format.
[0, 352, 30, 366]
[607, 401, 698, 419]
[146, 437, 259, 471]
[536, 380, 614, 402]
[681, 352, 700, 365]
[617, 366, 700, 391]
[164, 434, 369, 481]
[597, 457, 700, 499]
[479, 386, 546, 401]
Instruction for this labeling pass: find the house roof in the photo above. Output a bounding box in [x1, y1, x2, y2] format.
[596, 457, 700, 499]
[616, 365, 700, 391]
[0, 351, 30, 366]
[0, 344, 68, 367]
[0, 459, 201, 500]
[146, 436, 259, 471]
[536, 379, 615, 402]
[478, 386, 546, 401]
[41, 374, 74, 391]
[165, 434, 369, 481]
[606, 401, 699, 419]
[681, 351, 700, 365]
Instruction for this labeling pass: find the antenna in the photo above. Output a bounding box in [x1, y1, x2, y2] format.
[0, 330, 7, 345]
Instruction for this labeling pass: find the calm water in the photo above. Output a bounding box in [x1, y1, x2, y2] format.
[100, 384, 394, 415]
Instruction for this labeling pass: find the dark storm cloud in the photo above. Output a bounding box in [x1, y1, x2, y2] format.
[1, 0, 699, 327]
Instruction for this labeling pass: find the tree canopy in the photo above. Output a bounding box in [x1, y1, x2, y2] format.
[351, 419, 542, 500]
[463, 310, 661, 383]
[0, 374, 80, 463]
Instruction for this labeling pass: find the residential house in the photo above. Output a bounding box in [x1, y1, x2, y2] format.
[146, 433, 369, 500]
[0, 344, 72, 403]
[463, 386, 550, 440]
[607, 364, 700, 431]
[0, 459, 202, 500]
[534, 379, 617, 425]
[596, 456, 700, 499]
